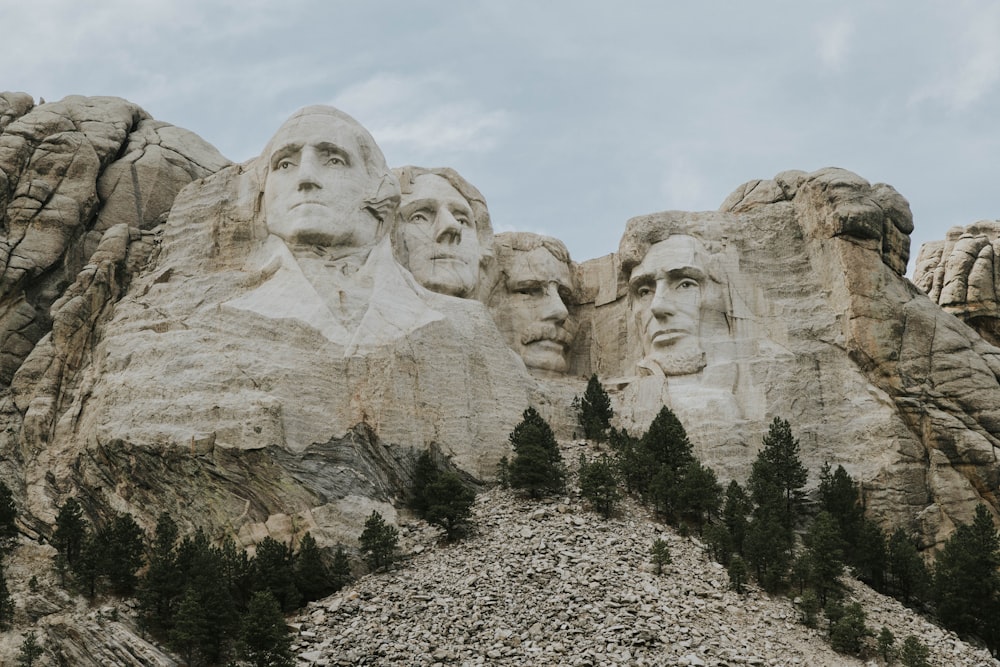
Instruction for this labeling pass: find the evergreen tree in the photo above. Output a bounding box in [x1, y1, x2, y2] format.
[16, 631, 43, 667]
[239, 590, 294, 667]
[102, 513, 145, 595]
[641, 406, 695, 519]
[424, 471, 477, 541]
[53, 497, 86, 575]
[508, 407, 565, 498]
[0, 479, 17, 554]
[650, 538, 671, 575]
[173, 530, 239, 662]
[748, 417, 807, 530]
[253, 537, 301, 612]
[0, 563, 14, 629]
[728, 555, 749, 594]
[899, 635, 930, 667]
[293, 532, 330, 604]
[359, 511, 399, 571]
[853, 519, 888, 591]
[721, 480, 752, 557]
[330, 546, 352, 592]
[409, 451, 439, 516]
[933, 504, 1000, 651]
[804, 511, 846, 605]
[744, 514, 793, 593]
[828, 601, 870, 655]
[574, 374, 614, 441]
[171, 585, 214, 666]
[139, 512, 182, 634]
[578, 454, 620, 519]
[886, 528, 928, 605]
[73, 530, 102, 600]
[876, 627, 896, 664]
[674, 460, 722, 532]
[798, 589, 820, 627]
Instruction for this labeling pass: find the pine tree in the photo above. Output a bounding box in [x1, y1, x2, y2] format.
[0, 562, 14, 629]
[409, 451, 439, 516]
[876, 626, 896, 664]
[744, 514, 793, 593]
[139, 512, 182, 634]
[641, 406, 695, 519]
[171, 585, 213, 666]
[650, 538, 671, 575]
[16, 631, 43, 667]
[0, 480, 17, 554]
[73, 530, 102, 600]
[253, 537, 301, 612]
[578, 454, 620, 519]
[293, 532, 330, 604]
[748, 417, 807, 530]
[804, 511, 845, 605]
[899, 635, 930, 667]
[817, 463, 864, 548]
[574, 374, 613, 441]
[886, 527, 928, 605]
[508, 407, 565, 498]
[424, 471, 477, 541]
[53, 497, 86, 577]
[933, 504, 1000, 651]
[330, 546, 352, 592]
[173, 530, 239, 662]
[359, 511, 398, 571]
[853, 519, 888, 591]
[103, 513, 145, 595]
[828, 601, 870, 655]
[239, 590, 294, 667]
[674, 460, 722, 532]
[728, 555, 749, 594]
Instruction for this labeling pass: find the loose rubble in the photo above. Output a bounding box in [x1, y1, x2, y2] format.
[290, 445, 998, 667]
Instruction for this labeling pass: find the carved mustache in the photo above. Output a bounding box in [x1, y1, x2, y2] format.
[521, 324, 574, 347]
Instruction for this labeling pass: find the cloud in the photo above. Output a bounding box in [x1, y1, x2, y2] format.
[815, 17, 854, 71]
[909, 5, 1000, 111]
[331, 73, 511, 160]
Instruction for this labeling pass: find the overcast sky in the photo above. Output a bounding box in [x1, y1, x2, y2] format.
[6, 1, 999, 274]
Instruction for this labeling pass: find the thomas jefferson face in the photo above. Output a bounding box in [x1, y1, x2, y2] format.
[397, 174, 481, 297]
[263, 113, 379, 250]
[492, 246, 574, 373]
[629, 235, 708, 376]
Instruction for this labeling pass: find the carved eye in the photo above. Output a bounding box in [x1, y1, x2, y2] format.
[636, 285, 652, 298]
[516, 286, 544, 297]
[677, 279, 699, 290]
[326, 154, 347, 166]
[455, 215, 472, 227]
[408, 210, 431, 223]
[277, 159, 294, 170]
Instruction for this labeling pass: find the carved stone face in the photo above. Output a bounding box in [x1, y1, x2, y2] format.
[397, 174, 481, 297]
[263, 113, 378, 250]
[492, 246, 574, 373]
[629, 235, 708, 376]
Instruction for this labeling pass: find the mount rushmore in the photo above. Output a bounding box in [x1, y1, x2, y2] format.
[2, 92, 999, 552]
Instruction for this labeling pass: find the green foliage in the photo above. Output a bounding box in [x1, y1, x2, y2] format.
[578, 454, 620, 519]
[798, 589, 820, 627]
[171, 585, 216, 667]
[424, 471, 476, 541]
[706, 480, 751, 566]
[827, 601, 870, 655]
[804, 511, 846, 605]
[508, 407, 565, 498]
[53, 497, 86, 573]
[817, 464, 864, 548]
[0, 480, 17, 554]
[102, 513, 145, 595]
[876, 626, 896, 664]
[886, 528, 928, 604]
[574, 374, 614, 441]
[641, 406, 694, 480]
[139, 513, 182, 635]
[899, 635, 930, 667]
[253, 537, 301, 613]
[933, 504, 1000, 651]
[748, 417, 807, 530]
[409, 451, 439, 516]
[853, 519, 888, 591]
[727, 555, 749, 594]
[744, 514, 793, 593]
[359, 511, 399, 572]
[650, 538, 671, 575]
[496, 456, 510, 489]
[239, 590, 294, 667]
[673, 460, 722, 532]
[293, 533, 330, 604]
[171, 530, 239, 663]
[0, 563, 13, 629]
[330, 546, 352, 593]
[16, 631, 43, 667]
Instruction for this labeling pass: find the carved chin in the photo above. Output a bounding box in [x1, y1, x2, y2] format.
[647, 347, 706, 376]
[520, 341, 568, 373]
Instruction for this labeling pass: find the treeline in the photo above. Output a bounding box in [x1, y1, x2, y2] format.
[506, 374, 1000, 661]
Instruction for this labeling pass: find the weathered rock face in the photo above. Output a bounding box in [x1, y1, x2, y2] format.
[3, 95, 1000, 566]
[913, 221, 1000, 345]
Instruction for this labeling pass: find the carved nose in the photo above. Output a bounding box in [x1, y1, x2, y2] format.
[435, 210, 462, 245]
[542, 284, 568, 323]
[296, 151, 323, 191]
[650, 286, 675, 317]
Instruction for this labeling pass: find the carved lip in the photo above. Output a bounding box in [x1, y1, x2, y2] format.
[430, 253, 467, 262]
[291, 200, 329, 209]
[526, 339, 567, 353]
[650, 330, 690, 346]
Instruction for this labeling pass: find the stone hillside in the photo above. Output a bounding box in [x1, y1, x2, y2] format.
[288, 442, 998, 667]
